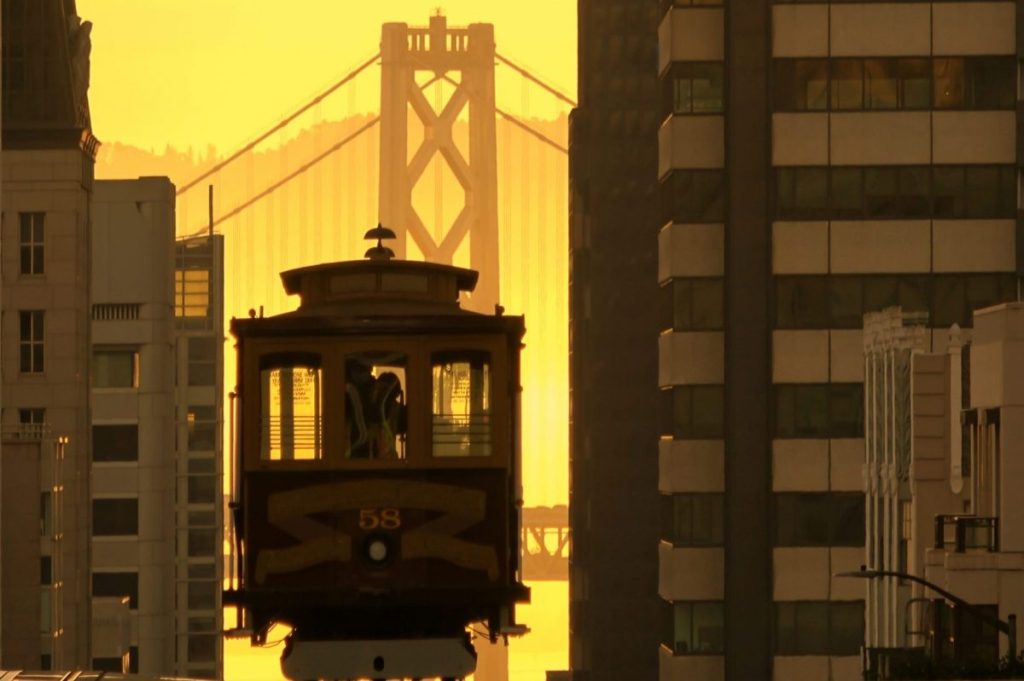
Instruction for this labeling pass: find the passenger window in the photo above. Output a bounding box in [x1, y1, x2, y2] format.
[432, 351, 492, 457]
[260, 361, 322, 461]
[345, 352, 407, 460]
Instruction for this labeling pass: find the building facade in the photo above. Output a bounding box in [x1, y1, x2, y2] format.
[1, 0, 99, 669]
[656, 2, 1022, 680]
[172, 233, 225, 680]
[89, 178, 178, 674]
[569, 1, 664, 679]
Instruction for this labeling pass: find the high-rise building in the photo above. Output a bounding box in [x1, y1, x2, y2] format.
[172, 233, 225, 679]
[89, 178, 178, 675]
[1, 0, 99, 669]
[656, 2, 1021, 680]
[569, 1, 663, 679]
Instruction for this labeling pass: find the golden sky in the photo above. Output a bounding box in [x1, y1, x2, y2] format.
[77, 2, 576, 679]
[79, 0, 577, 151]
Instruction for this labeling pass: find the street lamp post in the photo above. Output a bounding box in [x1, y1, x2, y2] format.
[835, 566, 1017, 662]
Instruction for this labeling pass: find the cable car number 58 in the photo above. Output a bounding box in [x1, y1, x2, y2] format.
[359, 508, 402, 530]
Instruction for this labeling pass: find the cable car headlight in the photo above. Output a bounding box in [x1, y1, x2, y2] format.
[363, 534, 393, 565]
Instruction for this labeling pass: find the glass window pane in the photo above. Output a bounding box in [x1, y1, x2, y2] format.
[674, 603, 695, 653]
[691, 63, 723, 113]
[797, 602, 830, 654]
[692, 603, 725, 653]
[92, 350, 138, 388]
[829, 384, 864, 438]
[830, 602, 865, 655]
[187, 581, 217, 611]
[933, 166, 965, 218]
[932, 276, 967, 327]
[346, 352, 407, 459]
[691, 385, 724, 439]
[832, 494, 866, 546]
[187, 476, 216, 504]
[689, 171, 725, 222]
[793, 168, 827, 217]
[431, 351, 490, 457]
[830, 277, 864, 329]
[934, 58, 964, 109]
[864, 168, 899, 218]
[92, 571, 139, 609]
[93, 498, 139, 536]
[188, 528, 216, 557]
[864, 59, 898, 109]
[262, 362, 323, 460]
[898, 167, 930, 217]
[690, 278, 723, 330]
[92, 424, 139, 462]
[969, 58, 1015, 109]
[831, 60, 864, 110]
[830, 168, 863, 219]
[900, 58, 931, 109]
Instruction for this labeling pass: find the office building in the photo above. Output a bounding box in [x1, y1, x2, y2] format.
[569, 1, 663, 680]
[89, 178, 177, 674]
[656, 2, 1021, 680]
[1, 0, 99, 668]
[172, 233, 225, 680]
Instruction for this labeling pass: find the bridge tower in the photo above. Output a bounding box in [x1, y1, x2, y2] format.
[378, 14, 499, 312]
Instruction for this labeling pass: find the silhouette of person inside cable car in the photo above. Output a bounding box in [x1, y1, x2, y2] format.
[345, 360, 375, 458]
[369, 371, 406, 459]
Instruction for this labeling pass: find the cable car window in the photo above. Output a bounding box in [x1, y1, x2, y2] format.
[345, 352, 407, 460]
[432, 351, 492, 457]
[260, 358, 322, 461]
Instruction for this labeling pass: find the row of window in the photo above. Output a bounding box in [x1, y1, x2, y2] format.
[661, 164, 1018, 224]
[92, 499, 216, 556]
[661, 493, 864, 547]
[774, 57, 1015, 112]
[661, 383, 864, 440]
[92, 409, 217, 462]
[663, 601, 864, 656]
[776, 273, 1019, 329]
[777, 165, 1016, 221]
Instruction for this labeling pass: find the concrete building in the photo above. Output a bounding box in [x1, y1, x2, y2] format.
[655, 2, 1021, 680]
[1, 0, 99, 669]
[863, 303, 1024, 672]
[89, 178, 177, 674]
[88, 184, 224, 678]
[569, 1, 663, 679]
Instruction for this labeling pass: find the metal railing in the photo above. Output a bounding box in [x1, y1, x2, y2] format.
[1, 422, 50, 441]
[933, 514, 999, 553]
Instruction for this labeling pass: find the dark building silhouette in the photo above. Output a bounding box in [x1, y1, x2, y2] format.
[568, 1, 663, 679]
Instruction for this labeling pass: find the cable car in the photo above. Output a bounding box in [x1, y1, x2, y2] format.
[224, 226, 529, 681]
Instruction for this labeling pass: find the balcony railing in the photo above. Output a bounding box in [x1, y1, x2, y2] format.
[933, 514, 999, 553]
[1, 423, 50, 441]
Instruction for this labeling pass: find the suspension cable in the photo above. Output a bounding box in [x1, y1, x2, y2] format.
[495, 53, 577, 108]
[184, 116, 380, 237]
[176, 53, 379, 196]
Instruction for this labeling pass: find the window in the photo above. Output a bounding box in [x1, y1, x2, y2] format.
[92, 349, 139, 388]
[665, 62, 723, 115]
[263, 357, 322, 460]
[188, 475, 216, 504]
[932, 274, 1019, 327]
[831, 60, 863, 109]
[187, 406, 217, 452]
[19, 408, 45, 426]
[91, 658, 124, 673]
[662, 385, 725, 439]
[345, 352, 406, 459]
[93, 498, 138, 536]
[188, 337, 217, 386]
[667, 602, 724, 655]
[432, 351, 491, 457]
[934, 57, 1015, 110]
[775, 493, 865, 546]
[92, 571, 138, 609]
[92, 425, 138, 462]
[774, 59, 828, 111]
[187, 581, 217, 610]
[19, 310, 44, 373]
[776, 167, 827, 220]
[774, 383, 864, 438]
[19, 212, 44, 275]
[662, 170, 725, 224]
[775, 601, 864, 655]
[175, 269, 210, 318]
[188, 634, 217, 662]
[670, 278, 723, 330]
[188, 528, 216, 557]
[775, 277, 829, 329]
[41, 556, 52, 584]
[662, 493, 724, 546]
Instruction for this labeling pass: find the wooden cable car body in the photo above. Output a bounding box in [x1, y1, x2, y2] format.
[225, 239, 529, 680]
